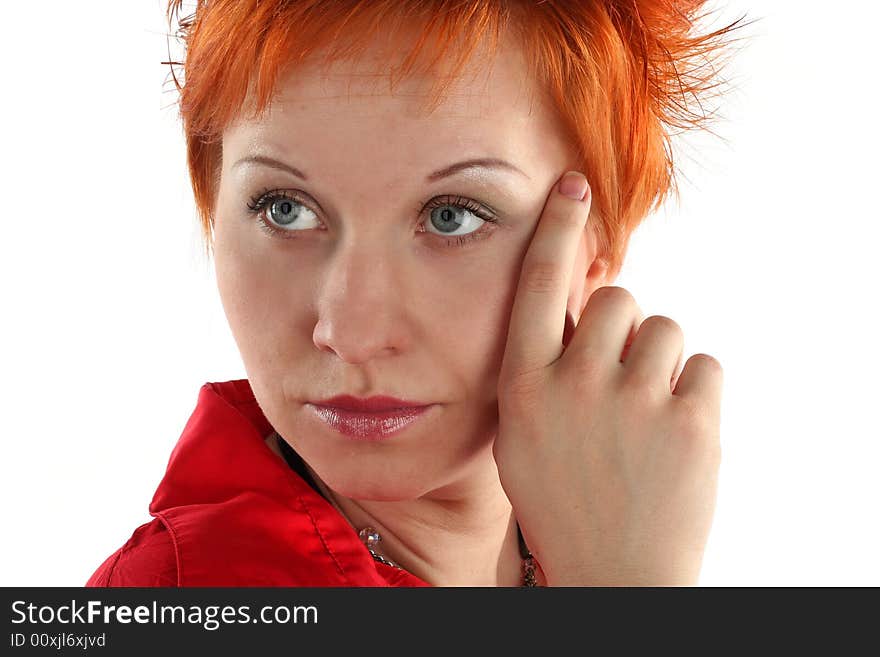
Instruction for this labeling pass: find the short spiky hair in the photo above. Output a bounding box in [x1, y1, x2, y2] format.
[164, 0, 750, 275]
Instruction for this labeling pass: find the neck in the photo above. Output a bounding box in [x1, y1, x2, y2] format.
[265, 434, 529, 586]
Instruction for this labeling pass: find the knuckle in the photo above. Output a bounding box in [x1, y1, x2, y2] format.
[589, 285, 641, 316]
[690, 353, 723, 374]
[521, 260, 562, 294]
[557, 205, 586, 229]
[499, 369, 545, 410]
[642, 315, 682, 337]
[591, 285, 632, 304]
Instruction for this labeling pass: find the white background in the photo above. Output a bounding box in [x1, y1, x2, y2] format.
[1, 1, 877, 586]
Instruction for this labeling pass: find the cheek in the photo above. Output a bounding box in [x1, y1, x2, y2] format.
[432, 258, 523, 398]
[214, 219, 290, 355]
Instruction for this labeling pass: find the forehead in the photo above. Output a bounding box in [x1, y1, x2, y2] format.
[222, 33, 574, 185]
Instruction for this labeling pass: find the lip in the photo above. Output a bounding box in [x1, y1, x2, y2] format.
[307, 404, 433, 440]
[312, 395, 430, 412]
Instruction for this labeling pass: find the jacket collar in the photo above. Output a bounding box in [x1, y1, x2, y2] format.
[148, 379, 429, 586]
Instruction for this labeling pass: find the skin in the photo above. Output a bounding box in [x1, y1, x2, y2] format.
[214, 26, 722, 586]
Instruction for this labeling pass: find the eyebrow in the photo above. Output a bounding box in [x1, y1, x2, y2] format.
[232, 154, 531, 182]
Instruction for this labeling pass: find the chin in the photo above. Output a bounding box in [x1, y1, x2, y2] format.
[321, 470, 433, 502]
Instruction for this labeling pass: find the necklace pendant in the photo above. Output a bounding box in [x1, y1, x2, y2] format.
[359, 526, 400, 568]
[358, 526, 382, 549]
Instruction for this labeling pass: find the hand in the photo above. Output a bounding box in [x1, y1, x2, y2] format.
[494, 171, 723, 586]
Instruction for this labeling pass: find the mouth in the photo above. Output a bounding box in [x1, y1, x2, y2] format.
[306, 404, 433, 440]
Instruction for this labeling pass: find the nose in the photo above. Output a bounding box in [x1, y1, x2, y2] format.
[311, 241, 411, 363]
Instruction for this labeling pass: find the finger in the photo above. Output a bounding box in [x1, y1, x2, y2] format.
[565, 286, 644, 372]
[672, 353, 724, 419]
[619, 315, 684, 394]
[500, 171, 591, 378]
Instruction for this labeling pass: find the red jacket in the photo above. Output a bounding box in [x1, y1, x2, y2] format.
[85, 379, 430, 587]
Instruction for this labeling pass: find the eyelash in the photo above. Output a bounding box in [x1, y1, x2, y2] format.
[245, 187, 500, 248]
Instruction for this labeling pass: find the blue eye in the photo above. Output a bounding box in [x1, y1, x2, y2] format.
[247, 194, 321, 231]
[245, 188, 500, 248]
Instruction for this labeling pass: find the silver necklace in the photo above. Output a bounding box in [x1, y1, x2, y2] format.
[357, 524, 538, 587]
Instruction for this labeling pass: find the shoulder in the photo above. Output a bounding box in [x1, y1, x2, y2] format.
[85, 518, 178, 587]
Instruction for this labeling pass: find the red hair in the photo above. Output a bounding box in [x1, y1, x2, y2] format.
[164, 0, 751, 276]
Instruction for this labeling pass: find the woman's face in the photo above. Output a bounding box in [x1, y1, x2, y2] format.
[214, 34, 595, 501]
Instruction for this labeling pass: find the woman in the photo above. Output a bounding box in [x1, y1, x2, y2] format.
[87, 0, 745, 587]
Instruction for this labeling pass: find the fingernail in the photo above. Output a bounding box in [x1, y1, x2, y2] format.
[558, 171, 589, 201]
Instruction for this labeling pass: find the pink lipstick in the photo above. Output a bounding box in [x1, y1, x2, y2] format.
[307, 395, 434, 440]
